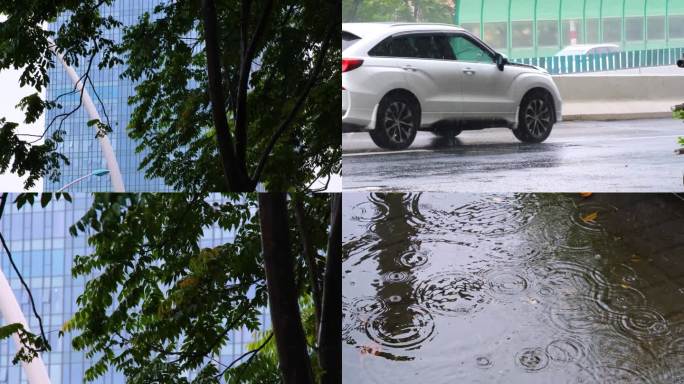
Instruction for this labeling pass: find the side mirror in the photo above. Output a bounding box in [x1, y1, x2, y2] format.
[678, 59, 684, 68]
[495, 53, 508, 71]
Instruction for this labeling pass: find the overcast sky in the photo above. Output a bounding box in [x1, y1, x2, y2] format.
[0, 16, 45, 192]
[0, 67, 45, 192]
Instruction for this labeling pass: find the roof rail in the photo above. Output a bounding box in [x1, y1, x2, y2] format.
[388, 22, 461, 28]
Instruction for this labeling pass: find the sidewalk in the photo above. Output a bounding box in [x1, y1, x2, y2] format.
[577, 193, 684, 317]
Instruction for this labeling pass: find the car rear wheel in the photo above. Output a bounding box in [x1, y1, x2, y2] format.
[514, 91, 554, 143]
[370, 94, 419, 150]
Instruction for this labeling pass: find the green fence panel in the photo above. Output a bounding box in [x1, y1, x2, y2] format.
[649, 50, 654, 66]
[633, 51, 639, 67]
[513, 46, 684, 74]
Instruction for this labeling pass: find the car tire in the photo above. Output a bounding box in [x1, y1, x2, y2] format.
[514, 90, 555, 143]
[369, 94, 419, 150]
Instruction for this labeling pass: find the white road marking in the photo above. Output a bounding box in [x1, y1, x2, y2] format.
[342, 149, 432, 157]
[553, 134, 682, 143]
[343, 135, 683, 157]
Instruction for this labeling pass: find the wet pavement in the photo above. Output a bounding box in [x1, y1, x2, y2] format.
[342, 119, 684, 192]
[342, 193, 684, 384]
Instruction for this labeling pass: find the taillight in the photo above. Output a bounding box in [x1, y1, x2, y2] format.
[342, 58, 363, 73]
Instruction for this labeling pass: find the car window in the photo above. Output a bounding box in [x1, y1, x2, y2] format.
[448, 35, 493, 63]
[369, 34, 454, 60]
[342, 31, 361, 51]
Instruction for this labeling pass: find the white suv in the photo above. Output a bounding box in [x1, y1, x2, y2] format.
[342, 23, 563, 150]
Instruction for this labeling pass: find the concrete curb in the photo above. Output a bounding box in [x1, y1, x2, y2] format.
[554, 74, 683, 121]
[563, 112, 673, 121]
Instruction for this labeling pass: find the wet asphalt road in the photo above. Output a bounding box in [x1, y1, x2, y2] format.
[342, 118, 684, 192]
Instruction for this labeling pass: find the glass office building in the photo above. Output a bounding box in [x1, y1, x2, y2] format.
[0, 194, 266, 383]
[43, 0, 171, 192]
[456, 0, 684, 58]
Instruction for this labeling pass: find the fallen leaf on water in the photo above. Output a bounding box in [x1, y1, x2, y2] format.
[580, 192, 593, 198]
[581, 211, 598, 223]
[360, 343, 382, 356]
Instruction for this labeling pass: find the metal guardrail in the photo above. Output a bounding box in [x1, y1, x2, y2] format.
[513, 47, 684, 75]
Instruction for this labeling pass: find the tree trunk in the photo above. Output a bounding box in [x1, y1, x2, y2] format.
[201, 0, 253, 191]
[318, 193, 342, 384]
[258, 193, 314, 384]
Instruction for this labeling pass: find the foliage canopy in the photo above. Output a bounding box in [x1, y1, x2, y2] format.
[0, 0, 340, 191]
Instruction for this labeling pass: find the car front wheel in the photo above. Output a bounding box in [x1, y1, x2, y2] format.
[514, 91, 554, 143]
[369, 95, 419, 150]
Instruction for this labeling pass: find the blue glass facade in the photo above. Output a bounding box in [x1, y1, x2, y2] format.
[0, 194, 267, 383]
[43, 1, 171, 192]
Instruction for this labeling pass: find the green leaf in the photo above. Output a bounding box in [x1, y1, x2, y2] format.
[40, 194, 52, 208]
[14, 193, 38, 210]
[0, 323, 24, 339]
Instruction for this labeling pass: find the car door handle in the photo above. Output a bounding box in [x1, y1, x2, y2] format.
[463, 68, 476, 75]
[402, 65, 416, 72]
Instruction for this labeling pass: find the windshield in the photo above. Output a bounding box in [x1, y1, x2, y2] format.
[343, 31, 361, 51]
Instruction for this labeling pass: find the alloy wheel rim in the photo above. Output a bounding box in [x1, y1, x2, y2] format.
[384, 101, 414, 144]
[524, 98, 551, 138]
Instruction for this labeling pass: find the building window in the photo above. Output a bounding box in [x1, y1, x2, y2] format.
[647, 16, 666, 40]
[603, 18, 621, 42]
[562, 19, 583, 46]
[512, 21, 533, 47]
[625, 17, 644, 41]
[669, 15, 684, 39]
[462, 23, 481, 38]
[483, 22, 507, 50]
[586, 19, 600, 43]
[538, 20, 559, 46]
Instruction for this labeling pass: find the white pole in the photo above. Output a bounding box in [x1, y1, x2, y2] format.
[47, 40, 125, 192]
[57, 172, 97, 192]
[0, 269, 51, 384]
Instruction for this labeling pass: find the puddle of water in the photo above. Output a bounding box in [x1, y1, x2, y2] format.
[343, 193, 684, 384]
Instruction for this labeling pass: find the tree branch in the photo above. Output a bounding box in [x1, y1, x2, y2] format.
[318, 193, 342, 384]
[215, 331, 274, 379]
[235, 0, 274, 170]
[292, 195, 322, 333]
[251, 22, 336, 186]
[0, 193, 50, 350]
[201, 0, 248, 191]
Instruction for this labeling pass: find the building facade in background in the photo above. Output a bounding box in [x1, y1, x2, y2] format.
[0, 194, 265, 383]
[43, 0, 170, 192]
[456, 0, 684, 58]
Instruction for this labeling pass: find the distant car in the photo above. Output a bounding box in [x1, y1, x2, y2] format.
[555, 44, 620, 57]
[677, 58, 684, 68]
[342, 22, 563, 150]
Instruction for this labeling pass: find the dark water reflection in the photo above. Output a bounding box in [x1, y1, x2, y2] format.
[342, 193, 684, 384]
